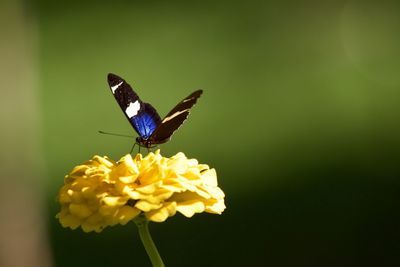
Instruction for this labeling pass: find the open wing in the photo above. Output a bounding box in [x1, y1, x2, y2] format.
[148, 90, 203, 144]
[107, 73, 161, 139]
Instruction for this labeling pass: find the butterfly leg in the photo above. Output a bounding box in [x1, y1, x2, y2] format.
[149, 145, 158, 153]
[130, 143, 137, 154]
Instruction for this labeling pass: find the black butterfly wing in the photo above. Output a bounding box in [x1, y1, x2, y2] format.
[148, 90, 203, 144]
[107, 73, 161, 139]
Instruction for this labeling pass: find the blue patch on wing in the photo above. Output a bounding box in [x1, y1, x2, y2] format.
[130, 112, 158, 139]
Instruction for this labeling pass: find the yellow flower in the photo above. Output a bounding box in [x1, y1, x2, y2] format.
[57, 150, 225, 232]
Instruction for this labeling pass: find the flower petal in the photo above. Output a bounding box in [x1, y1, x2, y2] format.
[57, 151, 225, 232]
[146, 202, 177, 222]
[176, 200, 205, 217]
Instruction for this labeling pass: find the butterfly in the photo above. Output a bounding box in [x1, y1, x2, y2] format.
[107, 73, 203, 148]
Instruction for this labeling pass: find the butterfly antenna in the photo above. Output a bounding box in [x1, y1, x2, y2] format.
[98, 130, 134, 138]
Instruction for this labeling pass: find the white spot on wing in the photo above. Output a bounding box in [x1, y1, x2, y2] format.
[182, 97, 194, 103]
[125, 100, 141, 118]
[111, 81, 123, 93]
[162, 109, 189, 123]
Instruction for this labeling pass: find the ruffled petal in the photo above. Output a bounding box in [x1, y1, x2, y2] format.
[57, 150, 225, 232]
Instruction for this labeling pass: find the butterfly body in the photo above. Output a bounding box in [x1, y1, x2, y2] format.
[107, 73, 202, 148]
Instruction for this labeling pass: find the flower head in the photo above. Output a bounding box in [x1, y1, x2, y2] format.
[57, 150, 225, 232]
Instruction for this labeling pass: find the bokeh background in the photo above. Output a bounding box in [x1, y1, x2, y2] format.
[2, 0, 400, 266]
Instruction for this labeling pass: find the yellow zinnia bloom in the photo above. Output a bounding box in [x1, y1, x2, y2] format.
[56, 150, 225, 232]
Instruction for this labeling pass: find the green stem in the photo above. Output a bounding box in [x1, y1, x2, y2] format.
[134, 215, 165, 267]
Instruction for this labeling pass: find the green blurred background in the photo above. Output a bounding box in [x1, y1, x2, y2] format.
[2, 0, 400, 266]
